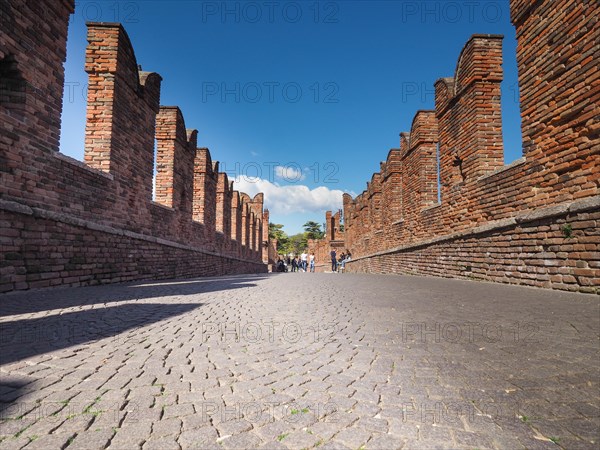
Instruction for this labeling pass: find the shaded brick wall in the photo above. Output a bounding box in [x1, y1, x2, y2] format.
[262, 209, 271, 264]
[344, 0, 599, 293]
[0, 1, 266, 293]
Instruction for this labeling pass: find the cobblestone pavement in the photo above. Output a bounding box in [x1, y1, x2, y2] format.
[0, 273, 598, 449]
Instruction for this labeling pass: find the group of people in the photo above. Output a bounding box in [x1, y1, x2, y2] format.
[275, 248, 352, 273]
[330, 248, 352, 273]
[276, 251, 316, 273]
[290, 251, 316, 272]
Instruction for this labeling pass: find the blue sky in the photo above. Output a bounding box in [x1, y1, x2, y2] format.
[60, 1, 522, 235]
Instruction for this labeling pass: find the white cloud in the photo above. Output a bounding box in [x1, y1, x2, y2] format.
[250, 151, 259, 157]
[234, 177, 351, 216]
[274, 165, 305, 182]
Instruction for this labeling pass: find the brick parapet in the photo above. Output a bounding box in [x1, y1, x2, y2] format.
[346, 197, 599, 294]
[343, 0, 599, 292]
[0, 1, 266, 292]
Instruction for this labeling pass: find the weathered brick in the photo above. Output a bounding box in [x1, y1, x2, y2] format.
[0, 1, 267, 293]
[341, 0, 598, 294]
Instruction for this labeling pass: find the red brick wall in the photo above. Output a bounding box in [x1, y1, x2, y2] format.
[348, 205, 599, 293]
[1, 208, 264, 291]
[231, 191, 242, 250]
[262, 210, 270, 263]
[344, 0, 599, 293]
[308, 210, 346, 272]
[155, 106, 197, 216]
[0, 1, 266, 293]
[510, 0, 599, 200]
[193, 148, 218, 242]
[216, 172, 232, 243]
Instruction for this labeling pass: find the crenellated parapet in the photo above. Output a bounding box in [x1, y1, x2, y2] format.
[0, 1, 267, 292]
[193, 148, 218, 240]
[343, 0, 599, 292]
[155, 106, 197, 216]
[509, 0, 598, 200]
[216, 171, 232, 240]
[436, 34, 504, 202]
[84, 23, 162, 189]
[230, 191, 242, 249]
[400, 110, 439, 241]
[239, 193, 252, 257]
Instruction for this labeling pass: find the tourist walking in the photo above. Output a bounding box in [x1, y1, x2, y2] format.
[330, 248, 337, 272]
[309, 252, 315, 272]
[300, 251, 308, 272]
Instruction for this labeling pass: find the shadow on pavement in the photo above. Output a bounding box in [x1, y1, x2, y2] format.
[0, 377, 33, 418]
[0, 302, 202, 365]
[0, 275, 268, 317]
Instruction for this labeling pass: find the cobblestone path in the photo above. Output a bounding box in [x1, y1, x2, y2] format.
[1, 273, 598, 449]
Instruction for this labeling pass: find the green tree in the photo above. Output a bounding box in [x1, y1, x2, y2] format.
[303, 221, 325, 240]
[269, 223, 289, 253]
[287, 233, 308, 255]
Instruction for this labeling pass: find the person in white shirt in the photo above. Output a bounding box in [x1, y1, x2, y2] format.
[300, 251, 308, 272]
[309, 252, 315, 272]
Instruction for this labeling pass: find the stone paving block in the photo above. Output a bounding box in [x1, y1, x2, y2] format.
[565, 417, 600, 442]
[318, 439, 353, 450]
[142, 436, 180, 450]
[50, 415, 93, 435]
[181, 414, 212, 431]
[257, 440, 288, 450]
[567, 402, 599, 418]
[114, 421, 152, 437]
[452, 429, 495, 448]
[351, 402, 381, 417]
[152, 393, 178, 409]
[356, 416, 389, 434]
[20, 433, 74, 449]
[254, 420, 293, 441]
[121, 406, 161, 425]
[214, 418, 253, 437]
[108, 433, 146, 450]
[87, 410, 126, 430]
[220, 430, 263, 449]
[278, 428, 321, 449]
[162, 403, 195, 420]
[490, 433, 527, 449]
[333, 426, 372, 448]
[0, 436, 31, 450]
[549, 434, 595, 450]
[403, 438, 450, 450]
[0, 418, 36, 438]
[177, 425, 218, 448]
[67, 428, 115, 450]
[365, 433, 406, 449]
[151, 417, 182, 438]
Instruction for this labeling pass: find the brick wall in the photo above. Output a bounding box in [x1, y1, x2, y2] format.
[308, 210, 346, 272]
[0, 0, 267, 293]
[343, 0, 599, 293]
[262, 209, 271, 264]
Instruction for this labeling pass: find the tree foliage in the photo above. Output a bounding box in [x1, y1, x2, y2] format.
[269, 222, 314, 255]
[269, 223, 289, 252]
[303, 221, 325, 240]
[286, 233, 308, 255]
